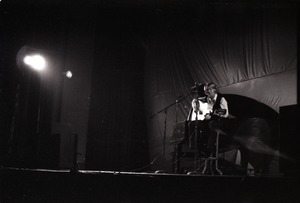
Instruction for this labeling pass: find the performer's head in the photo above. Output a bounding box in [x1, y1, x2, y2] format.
[205, 82, 218, 98]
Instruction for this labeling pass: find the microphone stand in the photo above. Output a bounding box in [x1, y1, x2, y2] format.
[150, 93, 192, 173]
[187, 110, 203, 175]
[187, 97, 206, 175]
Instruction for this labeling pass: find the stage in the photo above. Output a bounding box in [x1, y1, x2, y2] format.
[0, 167, 299, 202]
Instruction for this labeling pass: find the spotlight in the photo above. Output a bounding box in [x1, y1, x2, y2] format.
[23, 54, 46, 71]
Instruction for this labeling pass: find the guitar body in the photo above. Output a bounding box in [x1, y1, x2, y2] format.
[191, 100, 213, 121]
[191, 99, 226, 121]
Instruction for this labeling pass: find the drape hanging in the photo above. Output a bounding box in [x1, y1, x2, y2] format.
[144, 7, 297, 171]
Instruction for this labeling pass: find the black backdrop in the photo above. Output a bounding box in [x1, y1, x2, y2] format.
[85, 17, 149, 170]
[0, 1, 297, 173]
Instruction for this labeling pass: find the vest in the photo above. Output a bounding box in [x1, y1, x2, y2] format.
[211, 93, 224, 120]
[212, 93, 223, 111]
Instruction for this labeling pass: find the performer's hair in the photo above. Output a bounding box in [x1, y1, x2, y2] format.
[207, 82, 219, 93]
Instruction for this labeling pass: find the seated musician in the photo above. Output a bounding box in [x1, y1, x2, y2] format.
[188, 82, 229, 157]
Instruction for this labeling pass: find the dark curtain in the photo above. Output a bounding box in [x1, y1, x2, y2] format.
[85, 19, 149, 170]
[1, 3, 297, 173]
[144, 7, 297, 171]
[145, 8, 296, 99]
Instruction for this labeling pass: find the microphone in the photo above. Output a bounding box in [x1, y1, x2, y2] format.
[190, 83, 202, 91]
[190, 83, 206, 97]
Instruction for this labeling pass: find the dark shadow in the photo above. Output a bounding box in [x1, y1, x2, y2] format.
[224, 94, 279, 120]
[223, 94, 280, 175]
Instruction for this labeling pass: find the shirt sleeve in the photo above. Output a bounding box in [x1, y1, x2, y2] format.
[220, 97, 229, 118]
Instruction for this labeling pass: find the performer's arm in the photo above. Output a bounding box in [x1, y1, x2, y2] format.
[220, 97, 229, 118]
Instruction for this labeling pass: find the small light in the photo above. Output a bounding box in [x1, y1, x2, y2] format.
[65, 70, 72, 79]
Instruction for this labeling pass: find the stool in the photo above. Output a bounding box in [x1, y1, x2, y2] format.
[202, 129, 227, 175]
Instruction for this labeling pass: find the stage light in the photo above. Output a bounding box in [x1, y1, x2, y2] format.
[23, 54, 46, 71]
[62, 70, 73, 79]
[65, 70, 72, 79]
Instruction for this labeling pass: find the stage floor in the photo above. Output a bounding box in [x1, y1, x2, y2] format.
[0, 167, 299, 202]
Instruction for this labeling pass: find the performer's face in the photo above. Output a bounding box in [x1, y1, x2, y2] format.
[206, 86, 216, 98]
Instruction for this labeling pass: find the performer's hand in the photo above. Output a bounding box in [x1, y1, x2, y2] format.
[192, 99, 199, 112]
[205, 114, 211, 120]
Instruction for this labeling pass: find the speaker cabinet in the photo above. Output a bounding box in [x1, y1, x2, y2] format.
[279, 105, 300, 176]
